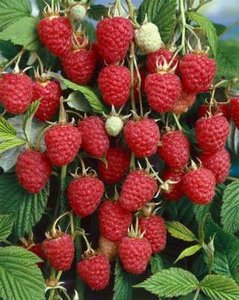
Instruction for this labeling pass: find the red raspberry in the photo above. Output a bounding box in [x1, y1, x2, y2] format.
[145, 73, 181, 112]
[98, 65, 131, 108]
[61, 49, 96, 85]
[28, 243, 46, 267]
[0, 73, 33, 114]
[195, 114, 229, 154]
[230, 98, 239, 128]
[119, 170, 158, 212]
[124, 118, 160, 158]
[67, 176, 104, 217]
[98, 200, 132, 242]
[118, 236, 152, 274]
[45, 124, 82, 166]
[171, 91, 196, 115]
[179, 53, 216, 93]
[162, 169, 184, 201]
[43, 233, 74, 271]
[38, 16, 72, 57]
[98, 236, 118, 261]
[199, 148, 230, 184]
[78, 116, 109, 158]
[198, 103, 231, 121]
[96, 17, 133, 64]
[77, 254, 110, 290]
[158, 130, 190, 169]
[182, 167, 216, 204]
[139, 215, 166, 254]
[146, 48, 178, 74]
[98, 147, 130, 184]
[33, 80, 61, 122]
[16, 150, 52, 194]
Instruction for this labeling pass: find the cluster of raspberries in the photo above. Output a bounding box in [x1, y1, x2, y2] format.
[1, 8, 238, 292]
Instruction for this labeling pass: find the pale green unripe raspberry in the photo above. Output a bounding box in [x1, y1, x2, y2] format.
[70, 4, 87, 21]
[105, 116, 124, 137]
[134, 22, 162, 54]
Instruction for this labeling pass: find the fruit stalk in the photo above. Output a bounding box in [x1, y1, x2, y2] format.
[180, 0, 186, 54]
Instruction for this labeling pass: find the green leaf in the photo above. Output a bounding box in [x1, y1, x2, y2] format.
[0, 138, 26, 154]
[81, 20, 96, 42]
[213, 23, 227, 36]
[221, 181, 239, 234]
[0, 16, 40, 51]
[66, 92, 91, 113]
[200, 275, 239, 300]
[175, 244, 202, 263]
[0, 41, 20, 60]
[0, 246, 45, 300]
[0, 173, 49, 238]
[0, 215, 14, 241]
[166, 221, 197, 242]
[0, 0, 31, 31]
[138, 0, 177, 43]
[113, 260, 133, 300]
[23, 101, 40, 143]
[135, 268, 199, 297]
[0, 117, 17, 138]
[88, 4, 108, 20]
[186, 11, 218, 56]
[150, 254, 164, 274]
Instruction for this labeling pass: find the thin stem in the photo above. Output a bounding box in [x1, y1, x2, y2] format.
[35, 125, 50, 150]
[70, 211, 74, 237]
[52, 211, 70, 234]
[133, 55, 143, 116]
[193, 288, 200, 300]
[130, 152, 136, 170]
[48, 268, 56, 300]
[180, 0, 187, 54]
[3, 48, 24, 71]
[125, 0, 135, 20]
[129, 43, 137, 113]
[65, 110, 83, 118]
[227, 176, 239, 181]
[172, 113, 183, 131]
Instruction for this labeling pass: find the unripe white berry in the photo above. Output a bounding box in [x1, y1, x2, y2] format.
[105, 116, 124, 137]
[70, 4, 87, 21]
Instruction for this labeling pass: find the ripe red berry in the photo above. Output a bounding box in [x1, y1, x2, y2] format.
[96, 17, 133, 64]
[43, 233, 74, 271]
[162, 169, 184, 201]
[171, 91, 196, 115]
[38, 16, 72, 57]
[199, 148, 230, 184]
[61, 49, 96, 85]
[198, 103, 231, 121]
[78, 116, 109, 158]
[67, 175, 104, 217]
[158, 130, 190, 169]
[182, 167, 216, 205]
[45, 124, 82, 166]
[98, 147, 130, 184]
[77, 254, 110, 290]
[118, 236, 152, 274]
[179, 53, 216, 93]
[139, 215, 166, 254]
[146, 48, 178, 74]
[98, 65, 131, 108]
[195, 114, 229, 154]
[119, 170, 158, 212]
[98, 200, 132, 242]
[124, 118, 160, 158]
[230, 98, 239, 128]
[28, 243, 46, 261]
[98, 236, 118, 261]
[0, 73, 33, 114]
[145, 73, 181, 112]
[16, 150, 52, 194]
[33, 80, 61, 122]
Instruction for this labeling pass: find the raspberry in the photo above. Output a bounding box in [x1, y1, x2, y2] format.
[171, 91, 196, 115]
[124, 118, 160, 158]
[98, 147, 130, 184]
[67, 176, 104, 217]
[182, 167, 216, 205]
[98, 200, 132, 241]
[119, 170, 158, 212]
[162, 169, 184, 201]
[158, 130, 190, 169]
[139, 215, 166, 254]
[118, 236, 152, 274]
[43, 233, 74, 271]
[134, 22, 162, 54]
[230, 98, 239, 128]
[199, 148, 230, 184]
[33, 80, 61, 122]
[16, 150, 52, 194]
[77, 254, 110, 290]
[105, 115, 124, 137]
[179, 53, 216, 93]
[45, 124, 82, 166]
[145, 73, 181, 112]
[198, 103, 231, 121]
[69, 3, 87, 21]
[61, 49, 96, 85]
[195, 114, 229, 154]
[96, 17, 133, 64]
[28, 243, 46, 261]
[98, 65, 131, 108]
[146, 48, 178, 74]
[98, 236, 118, 261]
[0, 73, 33, 114]
[38, 16, 72, 57]
[78, 116, 109, 158]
